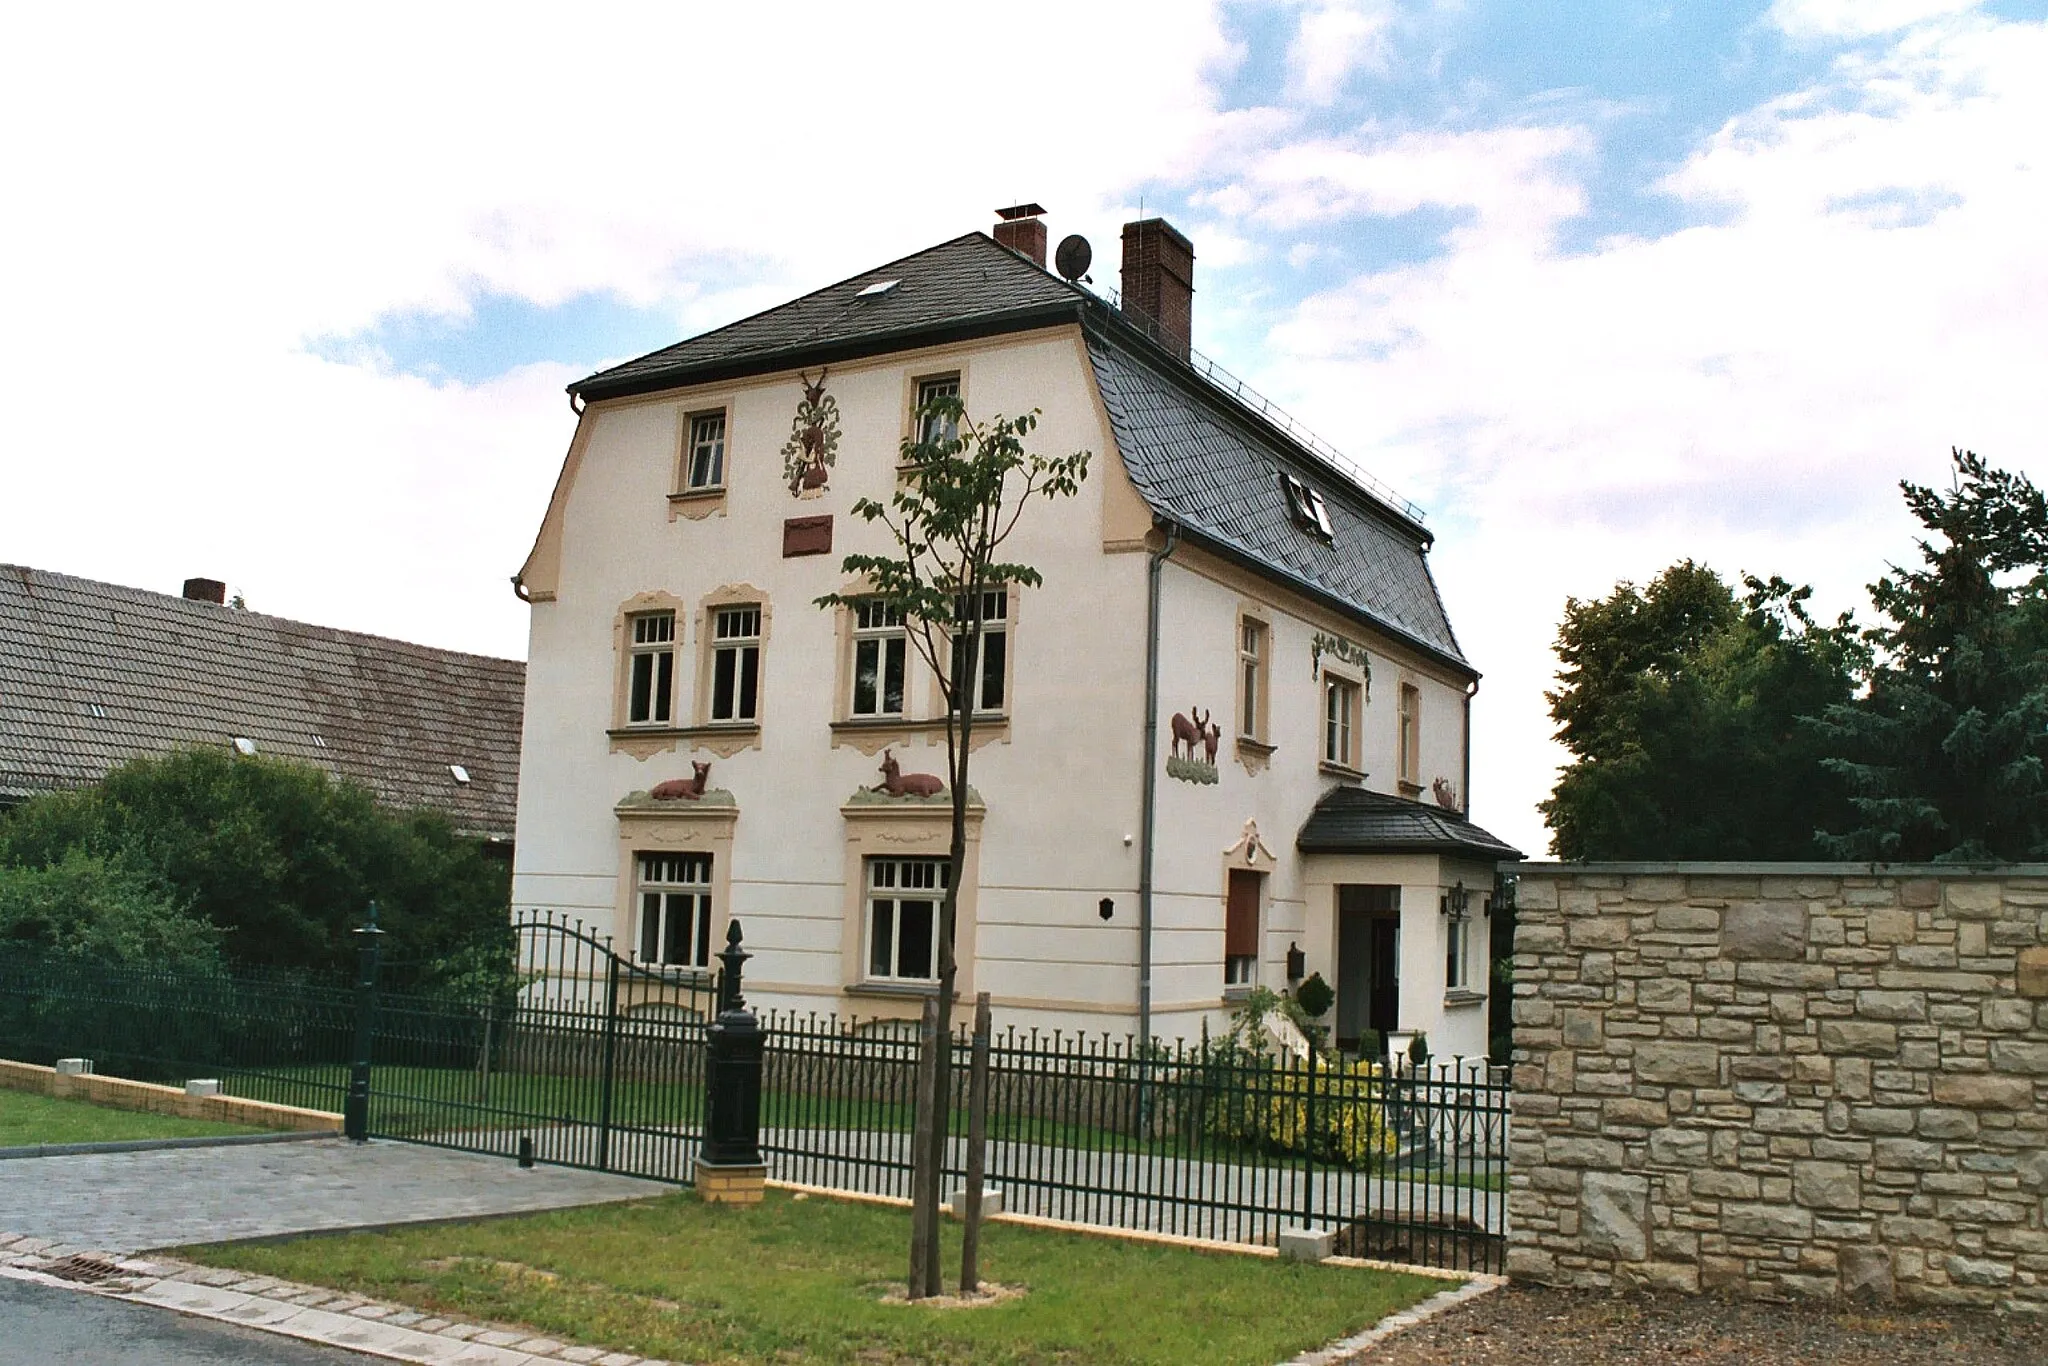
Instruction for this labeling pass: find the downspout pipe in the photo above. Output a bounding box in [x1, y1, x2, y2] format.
[1139, 520, 1180, 1047]
[1463, 678, 1478, 817]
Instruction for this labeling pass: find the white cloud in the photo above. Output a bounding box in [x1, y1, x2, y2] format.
[1288, 2, 1398, 104]
[1770, 0, 1982, 40]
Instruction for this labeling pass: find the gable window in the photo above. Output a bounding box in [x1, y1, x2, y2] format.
[867, 855, 952, 983]
[684, 411, 727, 490]
[710, 605, 761, 723]
[851, 598, 907, 718]
[1281, 473, 1334, 540]
[1398, 683, 1421, 788]
[1238, 616, 1268, 742]
[950, 588, 1008, 713]
[637, 852, 713, 969]
[1225, 868, 1261, 989]
[1323, 673, 1361, 771]
[914, 374, 960, 447]
[626, 612, 676, 725]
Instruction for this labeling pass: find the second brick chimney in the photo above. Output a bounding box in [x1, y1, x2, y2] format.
[993, 203, 1048, 268]
[1120, 218, 1194, 358]
[182, 577, 226, 605]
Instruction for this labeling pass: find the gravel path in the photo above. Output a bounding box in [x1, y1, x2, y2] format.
[1365, 1284, 2048, 1365]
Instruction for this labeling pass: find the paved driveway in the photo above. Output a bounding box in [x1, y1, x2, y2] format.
[0, 1138, 669, 1253]
[0, 1275, 383, 1366]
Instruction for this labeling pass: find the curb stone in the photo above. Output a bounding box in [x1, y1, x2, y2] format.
[0, 1229, 673, 1366]
[0, 1130, 335, 1161]
[1280, 1274, 1506, 1365]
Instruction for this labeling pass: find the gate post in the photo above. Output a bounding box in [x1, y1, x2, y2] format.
[344, 902, 384, 1143]
[698, 920, 766, 1203]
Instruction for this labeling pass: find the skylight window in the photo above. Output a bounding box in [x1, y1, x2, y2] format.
[1281, 473, 1335, 541]
[232, 737, 258, 756]
[856, 279, 901, 297]
[450, 764, 472, 785]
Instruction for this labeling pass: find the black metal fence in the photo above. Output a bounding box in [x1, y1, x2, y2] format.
[0, 919, 1508, 1273]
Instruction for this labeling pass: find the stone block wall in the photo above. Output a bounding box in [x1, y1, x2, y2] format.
[1509, 864, 2048, 1311]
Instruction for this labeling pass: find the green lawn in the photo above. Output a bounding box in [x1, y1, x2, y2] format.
[186, 1189, 1445, 1365]
[0, 1089, 264, 1146]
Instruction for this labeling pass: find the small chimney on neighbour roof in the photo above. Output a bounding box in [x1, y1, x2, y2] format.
[1120, 217, 1195, 359]
[993, 203, 1048, 268]
[182, 577, 227, 605]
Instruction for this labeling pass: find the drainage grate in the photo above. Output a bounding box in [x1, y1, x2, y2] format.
[40, 1253, 127, 1284]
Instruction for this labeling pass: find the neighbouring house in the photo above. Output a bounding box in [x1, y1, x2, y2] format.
[512, 206, 1519, 1056]
[0, 564, 524, 844]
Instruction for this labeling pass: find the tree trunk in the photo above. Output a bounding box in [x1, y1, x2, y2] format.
[908, 994, 939, 1300]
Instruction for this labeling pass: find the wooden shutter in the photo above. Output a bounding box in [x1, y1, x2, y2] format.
[1225, 870, 1261, 959]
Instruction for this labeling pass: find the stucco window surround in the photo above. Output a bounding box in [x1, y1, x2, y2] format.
[691, 583, 769, 756]
[1219, 820, 1279, 1001]
[613, 791, 738, 997]
[1397, 680, 1423, 797]
[669, 398, 737, 522]
[1234, 606, 1274, 776]
[838, 792, 984, 1015]
[606, 592, 689, 760]
[902, 365, 968, 452]
[1319, 664, 1366, 780]
[826, 573, 1011, 754]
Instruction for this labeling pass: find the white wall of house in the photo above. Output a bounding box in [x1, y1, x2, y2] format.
[512, 321, 1485, 1049]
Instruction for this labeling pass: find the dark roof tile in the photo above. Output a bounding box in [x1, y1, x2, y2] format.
[1297, 785, 1521, 860]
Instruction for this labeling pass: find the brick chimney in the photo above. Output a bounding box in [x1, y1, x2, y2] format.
[993, 202, 1047, 268]
[1120, 218, 1195, 359]
[182, 577, 226, 604]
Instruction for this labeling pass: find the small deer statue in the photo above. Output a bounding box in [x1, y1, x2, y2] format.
[876, 749, 945, 798]
[1201, 713, 1221, 764]
[1169, 705, 1211, 762]
[651, 761, 711, 801]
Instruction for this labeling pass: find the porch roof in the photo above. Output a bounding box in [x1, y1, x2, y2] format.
[1296, 786, 1522, 862]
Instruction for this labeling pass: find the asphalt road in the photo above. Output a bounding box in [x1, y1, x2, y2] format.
[0, 1275, 382, 1365]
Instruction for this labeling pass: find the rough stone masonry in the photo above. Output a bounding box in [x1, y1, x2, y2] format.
[1509, 864, 2048, 1311]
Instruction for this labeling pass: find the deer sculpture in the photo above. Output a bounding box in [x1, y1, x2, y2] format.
[1169, 706, 1211, 763]
[1202, 716, 1221, 764]
[651, 761, 712, 801]
[875, 749, 945, 798]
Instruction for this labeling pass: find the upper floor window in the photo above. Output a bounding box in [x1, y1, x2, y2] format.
[626, 612, 675, 726]
[951, 588, 1008, 713]
[709, 605, 761, 723]
[851, 598, 907, 718]
[1238, 617, 1268, 742]
[915, 374, 960, 448]
[1281, 473, 1334, 540]
[1323, 673, 1361, 771]
[637, 851, 713, 969]
[867, 855, 952, 984]
[1398, 683, 1421, 787]
[684, 411, 727, 490]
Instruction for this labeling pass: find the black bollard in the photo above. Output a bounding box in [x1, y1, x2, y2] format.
[343, 902, 384, 1143]
[699, 920, 766, 1201]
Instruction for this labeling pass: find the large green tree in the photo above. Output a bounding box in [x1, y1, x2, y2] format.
[1812, 450, 2048, 861]
[1542, 561, 1862, 859]
[0, 748, 510, 984]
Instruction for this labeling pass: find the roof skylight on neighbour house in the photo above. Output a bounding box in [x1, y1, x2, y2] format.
[1281, 473, 1335, 541]
[855, 279, 901, 298]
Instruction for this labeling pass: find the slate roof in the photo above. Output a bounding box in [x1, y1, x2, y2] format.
[1297, 786, 1522, 861]
[0, 565, 524, 839]
[569, 230, 1468, 673]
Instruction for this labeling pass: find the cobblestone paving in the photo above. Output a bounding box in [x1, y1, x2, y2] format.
[0, 1138, 668, 1252]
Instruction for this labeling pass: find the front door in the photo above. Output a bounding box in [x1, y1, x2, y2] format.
[1335, 885, 1400, 1053]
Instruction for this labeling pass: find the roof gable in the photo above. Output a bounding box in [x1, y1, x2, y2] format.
[0, 566, 524, 838]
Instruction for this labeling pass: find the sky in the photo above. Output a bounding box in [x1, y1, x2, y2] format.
[3, 0, 2045, 859]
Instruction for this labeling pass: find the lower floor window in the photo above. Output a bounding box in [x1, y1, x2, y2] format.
[637, 852, 712, 968]
[1225, 867, 1261, 990]
[1225, 954, 1257, 987]
[867, 856, 952, 983]
[1445, 914, 1472, 991]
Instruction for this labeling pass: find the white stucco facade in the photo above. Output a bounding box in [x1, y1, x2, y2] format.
[512, 313, 1507, 1060]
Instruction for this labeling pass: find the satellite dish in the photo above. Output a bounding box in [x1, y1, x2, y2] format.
[1055, 234, 1093, 282]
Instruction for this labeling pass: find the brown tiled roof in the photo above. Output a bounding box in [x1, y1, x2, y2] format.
[0, 565, 524, 839]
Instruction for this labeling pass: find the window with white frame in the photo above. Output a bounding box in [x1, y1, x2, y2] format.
[626, 612, 675, 726]
[950, 588, 1008, 713]
[851, 598, 907, 718]
[866, 855, 952, 983]
[1443, 893, 1473, 992]
[684, 411, 727, 490]
[1225, 868, 1260, 988]
[1238, 617, 1268, 741]
[1398, 683, 1421, 786]
[636, 852, 713, 968]
[914, 374, 960, 447]
[1323, 673, 1360, 769]
[708, 605, 761, 723]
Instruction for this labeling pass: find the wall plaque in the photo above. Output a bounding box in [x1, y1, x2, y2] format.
[783, 515, 833, 557]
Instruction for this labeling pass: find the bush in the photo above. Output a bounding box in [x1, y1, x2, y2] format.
[0, 748, 509, 986]
[0, 850, 220, 968]
[1191, 989, 1396, 1169]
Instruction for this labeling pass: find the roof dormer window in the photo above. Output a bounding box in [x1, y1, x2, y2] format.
[1281, 473, 1334, 541]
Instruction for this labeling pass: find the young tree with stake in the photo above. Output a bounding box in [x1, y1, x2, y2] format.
[817, 392, 1088, 1299]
